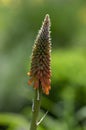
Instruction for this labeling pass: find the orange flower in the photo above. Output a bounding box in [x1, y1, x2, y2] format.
[27, 14, 51, 95]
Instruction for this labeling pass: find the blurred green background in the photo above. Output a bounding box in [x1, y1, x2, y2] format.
[0, 0, 86, 130]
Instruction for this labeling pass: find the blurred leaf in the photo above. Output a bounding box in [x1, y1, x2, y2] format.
[0, 113, 29, 130]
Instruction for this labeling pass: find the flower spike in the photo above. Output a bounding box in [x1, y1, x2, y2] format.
[27, 14, 51, 95]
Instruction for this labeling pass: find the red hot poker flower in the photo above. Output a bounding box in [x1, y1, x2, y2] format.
[27, 14, 51, 95]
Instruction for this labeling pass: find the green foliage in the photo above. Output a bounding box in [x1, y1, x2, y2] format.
[0, 113, 29, 130]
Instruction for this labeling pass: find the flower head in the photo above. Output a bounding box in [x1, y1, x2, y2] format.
[27, 14, 51, 95]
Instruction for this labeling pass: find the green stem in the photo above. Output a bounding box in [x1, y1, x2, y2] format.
[30, 85, 42, 130]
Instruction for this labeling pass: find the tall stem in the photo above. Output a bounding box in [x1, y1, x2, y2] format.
[30, 85, 42, 130]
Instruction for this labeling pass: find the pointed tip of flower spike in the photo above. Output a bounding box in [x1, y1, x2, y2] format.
[43, 14, 50, 25]
[45, 14, 50, 20]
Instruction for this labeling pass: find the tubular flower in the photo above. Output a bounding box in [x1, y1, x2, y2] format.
[27, 14, 51, 95]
